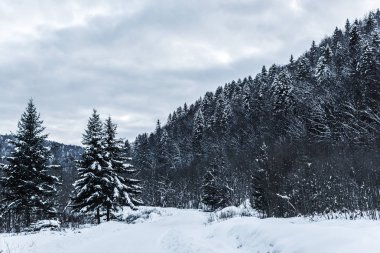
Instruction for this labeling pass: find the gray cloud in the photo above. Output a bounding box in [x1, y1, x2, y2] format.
[0, 0, 377, 145]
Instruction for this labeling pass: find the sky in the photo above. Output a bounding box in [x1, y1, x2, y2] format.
[0, 0, 378, 145]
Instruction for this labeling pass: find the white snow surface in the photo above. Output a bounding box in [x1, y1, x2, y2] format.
[1, 207, 380, 253]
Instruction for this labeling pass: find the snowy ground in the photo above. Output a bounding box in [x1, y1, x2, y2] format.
[1, 207, 380, 253]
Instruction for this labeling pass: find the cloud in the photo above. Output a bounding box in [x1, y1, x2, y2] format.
[0, 0, 377, 145]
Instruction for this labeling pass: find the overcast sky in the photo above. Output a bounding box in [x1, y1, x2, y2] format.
[0, 0, 378, 145]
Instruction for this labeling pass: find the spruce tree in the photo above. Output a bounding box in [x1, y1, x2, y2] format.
[349, 24, 361, 75]
[71, 113, 142, 223]
[0, 99, 59, 229]
[334, 41, 347, 72]
[192, 109, 205, 156]
[124, 139, 133, 158]
[71, 109, 110, 224]
[358, 41, 380, 104]
[201, 159, 229, 211]
[103, 116, 142, 215]
[296, 56, 311, 81]
[315, 45, 333, 85]
[251, 143, 270, 217]
[309, 40, 318, 66]
[272, 70, 294, 114]
[242, 83, 252, 115]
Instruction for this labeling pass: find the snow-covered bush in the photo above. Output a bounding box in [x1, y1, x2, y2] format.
[207, 201, 258, 223]
[115, 207, 166, 224]
[25, 220, 61, 232]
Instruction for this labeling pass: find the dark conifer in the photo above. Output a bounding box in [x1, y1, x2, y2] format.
[0, 99, 59, 229]
[201, 159, 229, 211]
[71, 110, 110, 224]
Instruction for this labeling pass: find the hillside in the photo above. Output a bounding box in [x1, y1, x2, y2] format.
[132, 11, 380, 216]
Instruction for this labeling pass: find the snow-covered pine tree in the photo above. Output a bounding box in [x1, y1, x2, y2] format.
[308, 40, 318, 67]
[288, 54, 296, 73]
[212, 92, 232, 136]
[242, 82, 252, 114]
[201, 159, 229, 211]
[0, 99, 59, 229]
[158, 128, 172, 171]
[71, 109, 111, 224]
[334, 41, 347, 73]
[296, 56, 311, 81]
[103, 116, 142, 218]
[271, 70, 294, 114]
[358, 41, 380, 105]
[349, 23, 361, 74]
[315, 44, 334, 85]
[251, 142, 270, 217]
[192, 109, 205, 156]
[124, 139, 133, 158]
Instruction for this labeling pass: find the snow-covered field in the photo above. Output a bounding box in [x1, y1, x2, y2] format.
[1, 207, 380, 253]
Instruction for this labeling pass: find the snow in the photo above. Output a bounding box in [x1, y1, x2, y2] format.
[1, 207, 380, 253]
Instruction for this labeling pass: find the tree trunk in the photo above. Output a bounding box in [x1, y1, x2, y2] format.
[7, 211, 11, 232]
[106, 208, 110, 221]
[96, 208, 100, 224]
[25, 208, 31, 227]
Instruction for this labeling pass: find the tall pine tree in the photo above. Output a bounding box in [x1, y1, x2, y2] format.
[103, 116, 142, 217]
[71, 110, 110, 224]
[201, 159, 230, 211]
[71, 112, 142, 223]
[0, 99, 59, 229]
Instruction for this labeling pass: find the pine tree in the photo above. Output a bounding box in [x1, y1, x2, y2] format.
[349, 24, 361, 74]
[334, 41, 347, 72]
[267, 64, 279, 83]
[158, 128, 172, 170]
[309, 40, 318, 67]
[201, 159, 229, 211]
[192, 109, 205, 156]
[332, 27, 343, 50]
[296, 56, 311, 81]
[344, 19, 351, 37]
[272, 70, 294, 114]
[103, 117, 142, 218]
[358, 41, 380, 104]
[212, 92, 230, 135]
[201, 91, 214, 118]
[261, 65, 268, 80]
[288, 54, 296, 73]
[251, 143, 270, 217]
[71, 112, 142, 223]
[0, 99, 59, 229]
[242, 82, 252, 115]
[221, 101, 232, 134]
[315, 45, 333, 85]
[364, 12, 376, 34]
[124, 139, 133, 158]
[71, 110, 110, 224]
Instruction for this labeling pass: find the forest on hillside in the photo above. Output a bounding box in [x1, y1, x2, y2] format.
[132, 11, 380, 217]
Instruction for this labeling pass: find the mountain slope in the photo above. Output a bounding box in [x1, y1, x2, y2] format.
[132, 11, 380, 216]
